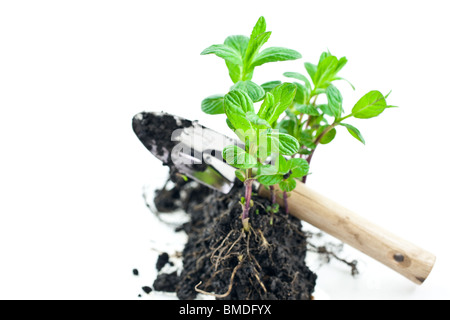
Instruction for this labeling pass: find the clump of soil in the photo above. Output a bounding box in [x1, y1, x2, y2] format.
[152, 178, 317, 300]
[156, 253, 172, 271]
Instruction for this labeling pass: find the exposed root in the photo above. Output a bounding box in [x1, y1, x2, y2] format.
[256, 229, 270, 250]
[210, 230, 244, 271]
[226, 231, 244, 259]
[210, 230, 234, 265]
[194, 260, 243, 299]
[253, 269, 268, 294]
[308, 242, 359, 276]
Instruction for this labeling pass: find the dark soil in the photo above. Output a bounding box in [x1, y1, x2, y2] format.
[142, 286, 153, 294]
[152, 178, 317, 300]
[156, 252, 174, 271]
[132, 111, 192, 167]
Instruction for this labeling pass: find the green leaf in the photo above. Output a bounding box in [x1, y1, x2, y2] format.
[246, 32, 271, 65]
[230, 80, 265, 102]
[317, 126, 337, 144]
[311, 52, 349, 89]
[293, 82, 308, 105]
[223, 145, 257, 169]
[291, 167, 308, 179]
[283, 72, 312, 91]
[257, 163, 279, 176]
[326, 85, 343, 118]
[339, 123, 365, 145]
[226, 118, 236, 131]
[201, 94, 225, 115]
[288, 158, 309, 170]
[251, 47, 302, 67]
[258, 83, 297, 124]
[201, 44, 242, 65]
[304, 62, 317, 83]
[226, 61, 243, 84]
[317, 104, 334, 117]
[316, 55, 339, 87]
[319, 51, 331, 64]
[244, 17, 271, 65]
[224, 90, 254, 114]
[352, 90, 387, 119]
[235, 170, 246, 182]
[277, 132, 300, 156]
[279, 177, 296, 192]
[335, 56, 348, 74]
[384, 90, 392, 99]
[275, 155, 289, 174]
[261, 81, 282, 92]
[257, 174, 283, 186]
[277, 119, 295, 135]
[245, 112, 271, 129]
[258, 131, 299, 157]
[295, 104, 320, 116]
[263, 91, 275, 109]
[224, 36, 250, 83]
[224, 90, 255, 140]
[288, 158, 309, 178]
[299, 131, 315, 149]
[224, 35, 249, 57]
[250, 16, 267, 41]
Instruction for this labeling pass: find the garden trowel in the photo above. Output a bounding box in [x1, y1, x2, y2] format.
[132, 111, 435, 285]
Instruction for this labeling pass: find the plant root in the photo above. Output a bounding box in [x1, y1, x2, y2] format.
[194, 260, 243, 299]
[308, 242, 359, 276]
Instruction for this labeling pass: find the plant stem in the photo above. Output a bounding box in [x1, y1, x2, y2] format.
[269, 185, 276, 204]
[338, 113, 353, 122]
[283, 191, 289, 214]
[314, 122, 338, 145]
[242, 179, 253, 223]
[311, 94, 319, 106]
[302, 122, 339, 184]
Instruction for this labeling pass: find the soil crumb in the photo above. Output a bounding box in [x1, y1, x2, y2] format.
[156, 252, 172, 271]
[142, 286, 153, 294]
[153, 271, 180, 293]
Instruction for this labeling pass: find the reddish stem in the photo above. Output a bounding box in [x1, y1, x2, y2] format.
[269, 185, 276, 205]
[283, 191, 289, 214]
[242, 180, 253, 221]
[302, 148, 316, 183]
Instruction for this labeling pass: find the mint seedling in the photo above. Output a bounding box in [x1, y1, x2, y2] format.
[201, 17, 395, 229]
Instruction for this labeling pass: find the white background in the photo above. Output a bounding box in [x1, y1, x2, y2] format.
[1, 0, 449, 300]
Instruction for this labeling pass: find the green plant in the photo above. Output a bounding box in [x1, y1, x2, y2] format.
[201, 17, 396, 230]
[281, 51, 396, 182]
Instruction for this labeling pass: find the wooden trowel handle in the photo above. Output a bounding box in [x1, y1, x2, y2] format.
[259, 182, 436, 285]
